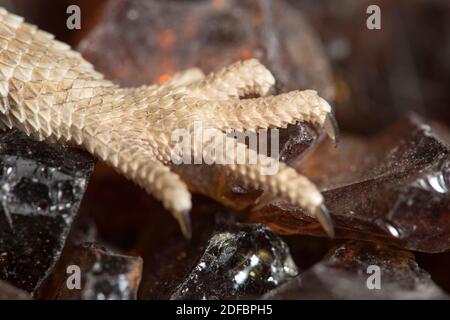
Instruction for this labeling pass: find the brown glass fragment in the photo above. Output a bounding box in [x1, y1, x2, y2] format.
[39, 241, 143, 300]
[250, 114, 450, 253]
[263, 241, 448, 299]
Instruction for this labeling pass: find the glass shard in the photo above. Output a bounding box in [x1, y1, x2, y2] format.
[263, 241, 448, 299]
[170, 223, 298, 300]
[250, 114, 450, 253]
[40, 242, 142, 300]
[0, 130, 94, 294]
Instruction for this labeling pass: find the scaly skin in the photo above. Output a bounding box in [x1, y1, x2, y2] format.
[0, 8, 337, 238]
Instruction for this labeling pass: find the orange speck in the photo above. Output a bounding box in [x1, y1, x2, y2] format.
[157, 73, 172, 84]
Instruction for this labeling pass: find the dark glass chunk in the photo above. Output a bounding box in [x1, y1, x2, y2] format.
[170, 222, 298, 300]
[250, 114, 450, 253]
[0, 130, 94, 294]
[263, 241, 448, 299]
[40, 242, 143, 300]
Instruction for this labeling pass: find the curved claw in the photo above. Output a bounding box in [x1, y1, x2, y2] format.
[324, 112, 340, 145]
[175, 210, 192, 239]
[313, 204, 335, 238]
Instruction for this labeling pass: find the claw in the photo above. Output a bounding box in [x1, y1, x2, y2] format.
[175, 210, 192, 239]
[324, 112, 340, 145]
[313, 204, 335, 238]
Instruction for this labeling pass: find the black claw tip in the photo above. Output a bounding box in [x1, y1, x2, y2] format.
[178, 210, 192, 240]
[315, 204, 335, 238]
[324, 113, 340, 146]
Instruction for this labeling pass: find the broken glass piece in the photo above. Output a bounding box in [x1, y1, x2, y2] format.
[249, 114, 450, 253]
[263, 241, 448, 299]
[0, 280, 31, 300]
[0, 129, 94, 294]
[170, 222, 298, 300]
[40, 242, 142, 300]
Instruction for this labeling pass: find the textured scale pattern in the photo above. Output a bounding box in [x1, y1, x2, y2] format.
[0, 8, 337, 238]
